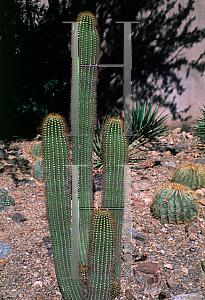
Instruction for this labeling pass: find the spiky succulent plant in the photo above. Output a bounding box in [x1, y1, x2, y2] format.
[172, 163, 205, 190]
[150, 182, 198, 224]
[193, 105, 205, 141]
[93, 103, 170, 170]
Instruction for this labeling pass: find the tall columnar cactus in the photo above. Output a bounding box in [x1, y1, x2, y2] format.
[88, 209, 116, 300]
[171, 163, 205, 190]
[41, 113, 84, 300]
[150, 182, 198, 224]
[70, 11, 100, 267]
[101, 117, 128, 285]
[41, 11, 128, 299]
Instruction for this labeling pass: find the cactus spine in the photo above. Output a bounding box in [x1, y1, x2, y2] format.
[70, 11, 100, 267]
[88, 209, 116, 300]
[150, 182, 198, 224]
[101, 117, 128, 283]
[171, 163, 205, 190]
[41, 113, 84, 300]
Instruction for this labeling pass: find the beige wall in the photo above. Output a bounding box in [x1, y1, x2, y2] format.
[164, 0, 205, 127]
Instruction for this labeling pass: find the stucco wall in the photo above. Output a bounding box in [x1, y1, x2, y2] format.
[164, 0, 205, 128]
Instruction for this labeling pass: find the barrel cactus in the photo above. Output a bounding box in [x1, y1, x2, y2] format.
[31, 141, 42, 158]
[150, 182, 198, 224]
[172, 163, 205, 190]
[0, 188, 15, 211]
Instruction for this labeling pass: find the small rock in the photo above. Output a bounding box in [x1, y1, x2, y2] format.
[173, 128, 181, 134]
[181, 266, 189, 274]
[171, 293, 205, 300]
[134, 262, 162, 295]
[167, 278, 180, 290]
[0, 243, 13, 260]
[125, 289, 136, 300]
[164, 150, 172, 156]
[0, 149, 8, 159]
[134, 261, 162, 274]
[0, 257, 8, 267]
[11, 291, 19, 298]
[33, 281, 43, 288]
[132, 181, 151, 191]
[20, 178, 36, 185]
[164, 263, 174, 269]
[10, 157, 29, 166]
[159, 249, 165, 255]
[132, 229, 148, 241]
[186, 133, 193, 139]
[188, 232, 198, 241]
[11, 213, 28, 222]
[185, 224, 200, 234]
[194, 158, 205, 165]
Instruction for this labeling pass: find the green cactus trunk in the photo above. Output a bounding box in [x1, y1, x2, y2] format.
[101, 117, 128, 282]
[41, 113, 84, 300]
[88, 209, 116, 300]
[70, 11, 99, 267]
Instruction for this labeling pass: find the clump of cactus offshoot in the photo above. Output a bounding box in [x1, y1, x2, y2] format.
[0, 188, 15, 211]
[150, 182, 198, 224]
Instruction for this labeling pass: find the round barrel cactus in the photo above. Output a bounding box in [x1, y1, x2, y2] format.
[150, 182, 198, 224]
[172, 163, 205, 190]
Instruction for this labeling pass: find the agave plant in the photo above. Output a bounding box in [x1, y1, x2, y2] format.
[93, 102, 170, 170]
[130, 101, 171, 140]
[193, 105, 205, 141]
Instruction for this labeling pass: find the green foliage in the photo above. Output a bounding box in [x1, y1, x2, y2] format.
[101, 116, 128, 281]
[0, 188, 15, 211]
[171, 163, 205, 190]
[93, 102, 169, 170]
[193, 105, 205, 141]
[31, 142, 42, 158]
[70, 11, 99, 267]
[88, 209, 116, 300]
[32, 158, 43, 181]
[150, 182, 198, 224]
[41, 113, 84, 300]
[127, 101, 171, 141]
